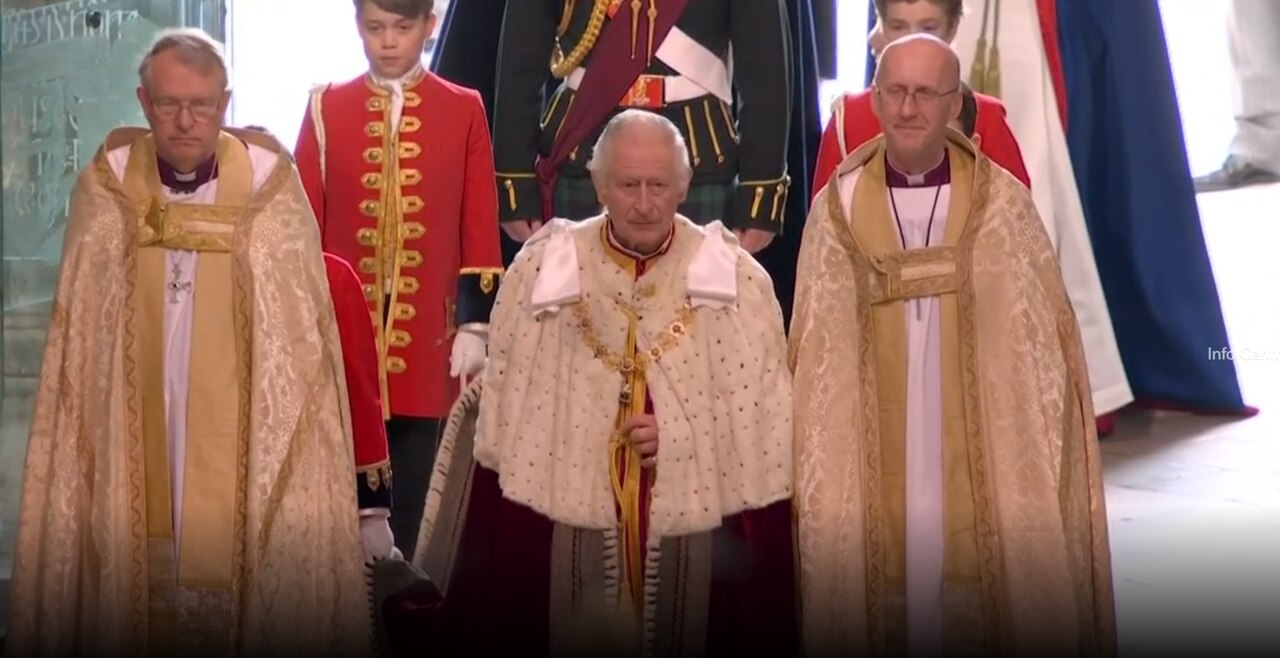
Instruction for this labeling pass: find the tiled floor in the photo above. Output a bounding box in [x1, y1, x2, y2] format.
[1102, 178, 1280, 657]
[1104, 4, 1280, 655]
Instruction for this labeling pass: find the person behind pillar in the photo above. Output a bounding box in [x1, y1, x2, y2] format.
[385, 110, 798, 656]
[1193, 0, 1280, 192]
[491, 0, 793, 255]
[4, 28, 372, 656]
[294, 0, 505, 559]
[790, 35, 1117, 657]
[813, 0, 1030, 199]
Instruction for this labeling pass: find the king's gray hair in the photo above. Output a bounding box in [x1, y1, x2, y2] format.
[138, 27, 230, 91]
[587, 109, 692, 178]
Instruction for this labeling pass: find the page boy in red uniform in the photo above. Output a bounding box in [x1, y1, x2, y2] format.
[811, 0, 1030, 199]
[295, 0, 504, 558]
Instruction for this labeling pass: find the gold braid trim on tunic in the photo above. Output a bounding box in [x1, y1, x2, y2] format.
[790, 131, 1116, 657]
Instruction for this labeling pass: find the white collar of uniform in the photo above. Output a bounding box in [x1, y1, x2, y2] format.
[370, 60, 425, 93]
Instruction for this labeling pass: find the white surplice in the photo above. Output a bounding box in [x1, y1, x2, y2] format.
[105, 143, 279, 561]
[953, 0, 1133, 415]
[841, 164, 948, 658]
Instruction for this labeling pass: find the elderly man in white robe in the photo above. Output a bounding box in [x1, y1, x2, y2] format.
[390, 109, 799, 657]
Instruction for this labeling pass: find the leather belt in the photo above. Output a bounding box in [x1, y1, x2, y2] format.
[566, 67, 710, 109]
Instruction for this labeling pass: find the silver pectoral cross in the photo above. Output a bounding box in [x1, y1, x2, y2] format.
[167, 262, 192, 304]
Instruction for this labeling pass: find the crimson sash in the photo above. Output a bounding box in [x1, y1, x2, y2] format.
[534, 0, 692, 220]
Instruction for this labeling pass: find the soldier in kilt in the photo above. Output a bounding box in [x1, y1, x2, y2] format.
[491, 0, 794, 255]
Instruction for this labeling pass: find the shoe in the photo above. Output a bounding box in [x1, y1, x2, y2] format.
[1193, 156, 1280, 193]
[1096, 413, 1116, 438]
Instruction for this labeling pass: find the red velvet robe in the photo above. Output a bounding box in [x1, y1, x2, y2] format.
[325, 253, 392, 510]
[383, 231, 798, 657]
[811, 89, 1031, 201]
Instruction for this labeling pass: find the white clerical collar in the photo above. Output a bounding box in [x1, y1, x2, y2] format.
[886, 149, 950, 188]
[370, 60, 425, 91]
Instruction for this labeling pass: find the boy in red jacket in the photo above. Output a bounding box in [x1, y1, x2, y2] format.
[294, 0, 504, 558]
[812, 0, 1030, 199]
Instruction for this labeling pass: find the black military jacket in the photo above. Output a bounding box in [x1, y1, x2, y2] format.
[492, 0, 793, 232]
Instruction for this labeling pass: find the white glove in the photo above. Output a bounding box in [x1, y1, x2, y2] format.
[359, 514, 399, 563]
[449, 328, 487, 378]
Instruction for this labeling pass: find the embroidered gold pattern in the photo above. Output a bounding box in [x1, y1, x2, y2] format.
[571, 296, 695, 375]
[401, 196, 424, 213]
[359, 460, 393, 492]
[394, 303, 417, 321]
[389, 329, 412, 347]
[400, 250, 423, 267]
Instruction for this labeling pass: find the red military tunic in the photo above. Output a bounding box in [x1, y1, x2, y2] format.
[296, 68, 504, 419]
[325, 253, 393, 511]
[811, 88, 1031, 201]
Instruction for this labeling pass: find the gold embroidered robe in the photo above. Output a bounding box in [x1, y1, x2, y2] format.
[5, 127, 373, 657]
[790, 133, 1117, 657]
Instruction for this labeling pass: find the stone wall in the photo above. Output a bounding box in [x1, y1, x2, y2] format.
[0, 291, 49, 578]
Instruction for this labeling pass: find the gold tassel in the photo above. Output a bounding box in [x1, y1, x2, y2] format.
[630, 0, 641, 59]
[609, 437, 644, 611]
[985, 0, 1003, 98]
[608, 319, 647, 612]
[987, 44, 1002, 99]
[646, 0, 658, 66]
[969, 35, 989, 95]
[969, 0, 1000, 97]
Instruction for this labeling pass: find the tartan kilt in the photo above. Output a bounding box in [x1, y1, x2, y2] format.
[553, 174, 734, 226]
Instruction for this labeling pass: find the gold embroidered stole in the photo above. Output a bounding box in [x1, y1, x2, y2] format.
[124, 132, 252, 650]
[844, 145, 983, 630]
